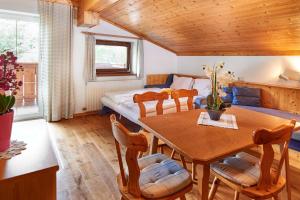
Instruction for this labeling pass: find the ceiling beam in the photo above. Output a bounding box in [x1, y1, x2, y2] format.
[77, 0, 120, 27]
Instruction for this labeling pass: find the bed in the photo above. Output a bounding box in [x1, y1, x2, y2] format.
[101, 88, 191, 125]
[101, 74, 211, 125]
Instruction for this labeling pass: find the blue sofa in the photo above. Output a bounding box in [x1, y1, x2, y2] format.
[237, 105, 300, 152]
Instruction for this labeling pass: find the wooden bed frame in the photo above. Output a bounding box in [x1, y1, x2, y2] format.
[146, 74, 300, 114]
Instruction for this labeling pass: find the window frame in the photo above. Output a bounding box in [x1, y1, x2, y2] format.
[95, 39, 134, 77]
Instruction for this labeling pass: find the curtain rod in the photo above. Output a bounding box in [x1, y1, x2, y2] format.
[81, 32, 142, 40]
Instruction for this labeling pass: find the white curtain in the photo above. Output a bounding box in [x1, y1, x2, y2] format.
[84, 35, 96, 83]
[132, 39, 144, 79]
[39, 0, 74, 121]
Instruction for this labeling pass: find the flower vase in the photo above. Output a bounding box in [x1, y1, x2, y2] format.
[206, 108, 225, 121]
[0, 110, 14, 152]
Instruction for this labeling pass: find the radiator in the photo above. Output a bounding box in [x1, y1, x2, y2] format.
[85, 83, 104, 112]
[85, 80, 144, 112]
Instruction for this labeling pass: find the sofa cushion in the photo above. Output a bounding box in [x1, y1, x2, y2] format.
[289, 130, 300, 151]
[222, 87, 233, 103]
[138, 153, 192, 199]
[232, 87, 261, 107]
[192, 78, 211, 97]
[232, 87, 260, 97]
[170, 75, 194, 90]
[232, 96, 261, 107]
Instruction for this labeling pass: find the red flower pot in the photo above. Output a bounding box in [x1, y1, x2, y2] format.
[0, 110, 14, 152]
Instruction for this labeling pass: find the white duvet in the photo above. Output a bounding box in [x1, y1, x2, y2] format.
[103, 88, 190, 116]
[104, 88, 162, 105]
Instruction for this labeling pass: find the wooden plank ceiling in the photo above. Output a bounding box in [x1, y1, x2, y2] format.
[82, 0, 300, 55]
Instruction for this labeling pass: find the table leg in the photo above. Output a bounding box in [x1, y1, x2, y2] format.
[150, 135, 158, 154]
[285, 150, 291, 200]
[197, 164, 210, 200]
[284, 147, 292, 200]
[280, 144, 291, 200]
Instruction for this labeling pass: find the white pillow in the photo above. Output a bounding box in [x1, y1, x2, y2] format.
[193, 79, 212, 97]
[170, 75, 194, 90]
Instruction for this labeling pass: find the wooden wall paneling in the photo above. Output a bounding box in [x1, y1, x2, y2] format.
[95, 0, 300, 55]
[146, 74, 169, 85]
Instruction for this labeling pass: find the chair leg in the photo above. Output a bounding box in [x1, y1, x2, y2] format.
[171, 149, 176, 159]
[234, 191, 240, 200]
[179, 154, 187, 169]
[208, 177, 220, 200]
[180, 195, 186, 200]
[192, 162, 197, 182]
[138, 152, 143, 158]
[159, 145, 164, 154]
[273, 195, 279, 200]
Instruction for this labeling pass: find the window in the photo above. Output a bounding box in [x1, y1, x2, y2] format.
[95, 40, 133, 76]
[0, 13, 39, 63]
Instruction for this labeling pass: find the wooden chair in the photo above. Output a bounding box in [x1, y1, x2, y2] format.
[208, 120, 296, 200]
[133, 91, 169, 154]
[171, 89, 199, 182]
[133, 91, 169, 118]
[110, 114, 193, 200]
[171, 89, 198, 112]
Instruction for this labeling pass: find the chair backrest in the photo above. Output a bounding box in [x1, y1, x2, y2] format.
[133, 91, 169, 118]
[253, 119, 296, 190]
[110, 114, 148, 197]
[171, 89, 198, 112]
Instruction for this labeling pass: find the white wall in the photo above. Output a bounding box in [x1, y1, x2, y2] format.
[177, 56, 300, 83]
[0, 0, 38, 13]
[73, 21, 177, 113]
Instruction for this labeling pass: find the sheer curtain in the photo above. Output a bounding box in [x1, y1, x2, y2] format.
[39, 0, 74, 121]
[84, 35, 96, 83]
[133, 39, 144, 79]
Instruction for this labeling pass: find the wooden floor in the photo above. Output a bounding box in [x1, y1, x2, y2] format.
[14, 115, 300, 200]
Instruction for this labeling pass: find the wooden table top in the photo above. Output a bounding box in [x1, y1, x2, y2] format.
[0, 120, 59, 181]
[139, 106, 292, 164]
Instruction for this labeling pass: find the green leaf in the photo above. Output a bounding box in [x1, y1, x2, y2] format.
[0, 94, 15, 114]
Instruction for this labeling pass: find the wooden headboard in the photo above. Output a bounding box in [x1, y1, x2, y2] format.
[146, 74, 208, 85]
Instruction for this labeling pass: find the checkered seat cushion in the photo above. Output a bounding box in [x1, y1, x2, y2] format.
[211, 152, 260, 187]
[137, 153, 192, 199]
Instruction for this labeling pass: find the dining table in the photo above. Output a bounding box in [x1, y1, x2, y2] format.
[138, 106, 298, 200]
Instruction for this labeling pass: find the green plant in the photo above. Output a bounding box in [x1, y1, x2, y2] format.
[0, 94, 15, 115]
[0, 51, 23, 115]
[203, 62, 235, 111]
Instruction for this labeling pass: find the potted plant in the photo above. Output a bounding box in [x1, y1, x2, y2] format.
[0, 51, 23, 152]
[203, 62, 235, 121]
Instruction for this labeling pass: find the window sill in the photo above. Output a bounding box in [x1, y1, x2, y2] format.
[94, 75, 141, 82]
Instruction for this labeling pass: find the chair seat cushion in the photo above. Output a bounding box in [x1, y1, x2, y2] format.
[211, 152, 260, 187]
[138, 153, 192, 199]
